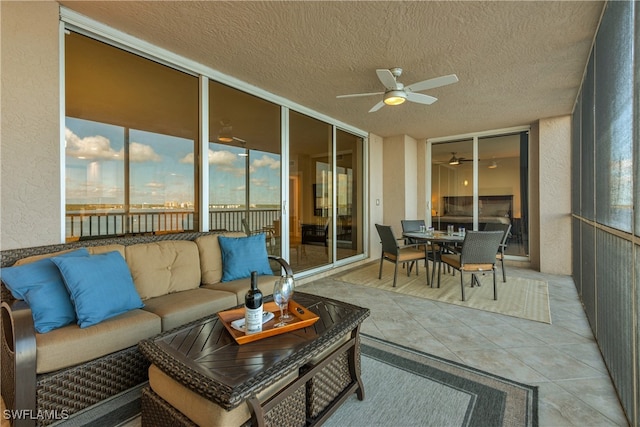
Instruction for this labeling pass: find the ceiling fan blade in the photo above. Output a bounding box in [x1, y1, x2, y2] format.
[336, 91, 384, 99]
[405, 74, 459, 93]
[406, 92, 437, 105]
[369, 100, 385, 113]
[376, 69, 399, 90]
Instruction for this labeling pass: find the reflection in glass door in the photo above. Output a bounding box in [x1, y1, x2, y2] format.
[431, 140, 474, 232]
[289, 111, 332, 272]
[478, 133, 529, 257]
[208, 80, 281, 253]
[336, 130, 364, 261]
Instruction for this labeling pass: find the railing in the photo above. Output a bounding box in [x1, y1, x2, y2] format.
[66, 209, 281, 241]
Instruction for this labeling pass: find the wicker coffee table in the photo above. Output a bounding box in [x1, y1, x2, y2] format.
[138, 292, 370, 427]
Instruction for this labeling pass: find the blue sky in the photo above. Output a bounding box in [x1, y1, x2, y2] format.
[65, 118, 280, 208]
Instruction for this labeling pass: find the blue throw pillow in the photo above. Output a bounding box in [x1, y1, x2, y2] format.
[52, 251, 144, 328]
[1, 248, 89, 300]
[24, 285, 77, 333]
[218, 233, 272, 282]
[0, 248, 89, 333]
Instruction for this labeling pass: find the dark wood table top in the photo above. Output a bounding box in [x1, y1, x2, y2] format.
[139, 292, 370, 410]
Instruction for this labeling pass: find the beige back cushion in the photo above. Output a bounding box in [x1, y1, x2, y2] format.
[13, 244, 125, 266]
[195, 232, 245, 285]
[125, 241, 201, 300]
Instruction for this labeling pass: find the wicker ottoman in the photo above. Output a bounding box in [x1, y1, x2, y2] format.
[139, 293, 370, 427]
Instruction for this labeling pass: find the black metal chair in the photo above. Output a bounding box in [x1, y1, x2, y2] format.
[440, 230, 504, 301]
[375, 224, 429, 287]
[401, 219, 441, 283]
[483, 222, 512, 282]
[400, 219, 425, 240]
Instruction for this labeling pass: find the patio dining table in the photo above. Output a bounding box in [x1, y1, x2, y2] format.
[402, 231, 465, 287]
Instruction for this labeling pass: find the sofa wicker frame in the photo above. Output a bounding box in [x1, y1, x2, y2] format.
[1, 231, 293, 427]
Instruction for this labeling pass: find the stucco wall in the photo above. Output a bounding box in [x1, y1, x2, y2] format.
[416, 140, 427, 220]
[368, 133, 384, 261]
[538, 116, 572, 274]
[1, 2, 62, 250]
[381, 134, 421, 234]
[382, 135, 406, 233]
[403, 135, 418, 221]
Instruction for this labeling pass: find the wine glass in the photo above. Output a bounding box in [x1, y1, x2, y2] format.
[273, 276, 294, 326]
[279, 275, 295, 321]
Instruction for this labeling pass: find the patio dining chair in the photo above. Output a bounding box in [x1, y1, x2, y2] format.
[375, 224, 429, 288]
[400, 219, 425, 241]
[401, 219, 441, 276]
[483, 222, 512, 282]
[440, 230, 504, 301]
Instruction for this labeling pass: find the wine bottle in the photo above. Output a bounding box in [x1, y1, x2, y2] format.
[244, 271, 263, 335]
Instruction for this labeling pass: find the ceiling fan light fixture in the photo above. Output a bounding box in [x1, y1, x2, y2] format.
[488, 161, 498, 169]
[448, 153, 460, 165]
[218, 122, 234, 143]
[383, 90, 407, 106]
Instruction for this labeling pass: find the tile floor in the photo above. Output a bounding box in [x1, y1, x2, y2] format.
[298, 265, 630, 426]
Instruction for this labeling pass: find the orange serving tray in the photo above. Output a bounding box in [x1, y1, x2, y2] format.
[217, 300, 320, 345]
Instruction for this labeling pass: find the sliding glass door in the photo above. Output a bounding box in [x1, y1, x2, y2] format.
[335, 130, 364, 262]
[208, 80, 281, 253]
[289, 111, 333, 271]
[65, 26, 367, 274]
[429, 129, 529, 258]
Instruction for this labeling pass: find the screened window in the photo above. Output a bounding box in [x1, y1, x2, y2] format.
[594, 1, 633, 232]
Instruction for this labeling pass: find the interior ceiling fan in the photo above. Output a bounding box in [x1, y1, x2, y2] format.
[336, 68, 458, 112]
[443, 152, 495, 166]
[433, 152, 473, 166]
[217, 120, 246, 144]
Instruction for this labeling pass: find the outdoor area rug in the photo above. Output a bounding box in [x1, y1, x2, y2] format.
[335, 262, 551, 324]
[324, 334, 538, 427]
[35, 334, 538, 427]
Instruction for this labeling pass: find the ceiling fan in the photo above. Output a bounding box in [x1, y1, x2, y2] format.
[217, 120, 246, 144]
[445, 152, 473, 165]
[336, 68, 458, 112]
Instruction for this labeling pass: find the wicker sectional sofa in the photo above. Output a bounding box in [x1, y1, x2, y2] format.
[0, 231, 292, 427]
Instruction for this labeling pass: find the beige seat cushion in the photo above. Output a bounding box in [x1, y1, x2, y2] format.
[142, 288, 238, 331]
[195, 232, 245, 286]
[202, 274, 276, 306]
[125, 241, 201, 300]
[441, 254, 494, 272]
[35, 309, 161, 374]
[13, 244, 125, 266]
[148, 332, 351, 426]
[148, 364, 297, 427]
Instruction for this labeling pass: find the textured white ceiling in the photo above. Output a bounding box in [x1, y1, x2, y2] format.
[59, 1, 604, 140]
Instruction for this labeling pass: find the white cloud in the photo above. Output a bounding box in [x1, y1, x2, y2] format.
[180, 153, 195, 164]
[252, 155, 280, 170]
[181, 149, 239, 167]
[65, 127, 120, 160]
[65, 128, 161, 163]
[251, 177, 267, 187]
[145, 181, 165, 189]
[210, 149, 237, 166]
[128, 141, 162, 162]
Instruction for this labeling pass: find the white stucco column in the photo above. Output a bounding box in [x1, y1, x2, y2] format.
[1, 2, 62, 249]
[382, 135, 419, 234]
[538, 116, 572, 275]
